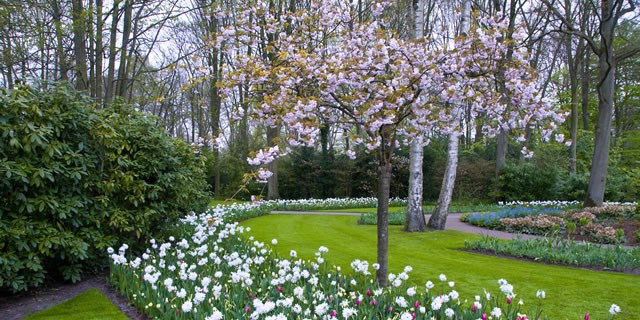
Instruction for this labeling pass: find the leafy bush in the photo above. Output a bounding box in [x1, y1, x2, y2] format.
[492, 162, 559, 201]
[91, 102, 210, 247]
[1, 85, 98, 291]
[0, 85, 210, 293]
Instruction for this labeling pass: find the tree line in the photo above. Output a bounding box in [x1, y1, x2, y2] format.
[0, 0, 637, 206]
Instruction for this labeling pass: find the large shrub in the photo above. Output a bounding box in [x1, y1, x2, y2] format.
[91, 102, 210, 247]
[492, 161, 559, 201]
[0, 85, 210, 293]
[1, 85, 98, 292]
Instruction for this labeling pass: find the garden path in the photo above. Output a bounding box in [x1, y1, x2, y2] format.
[270, 211, 541, 241]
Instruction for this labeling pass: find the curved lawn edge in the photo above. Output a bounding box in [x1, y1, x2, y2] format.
[241, 214, 640, 320]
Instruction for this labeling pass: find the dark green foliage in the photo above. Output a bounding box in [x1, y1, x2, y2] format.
[0, 85, 210, 293]
[492, 162, 559, 201]
[91, 102, 210, 246]
[0, 85, 98, 292]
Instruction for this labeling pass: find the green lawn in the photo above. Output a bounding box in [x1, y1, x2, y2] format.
[241, 214, 640, 320]
[315, 206, 408, 213]
[24, 288, 128, 320]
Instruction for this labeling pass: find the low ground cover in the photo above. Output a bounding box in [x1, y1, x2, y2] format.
[465, 236, 640, 273]
[106, 200, 637, 319]
[463, 204, 639, 245]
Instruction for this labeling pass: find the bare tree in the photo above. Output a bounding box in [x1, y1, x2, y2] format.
[543, 0, 639, 207]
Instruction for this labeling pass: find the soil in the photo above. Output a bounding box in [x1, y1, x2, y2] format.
[0, 272, 147, 320]
[563, 219, 639, 247]
[615, 219, 639, 246]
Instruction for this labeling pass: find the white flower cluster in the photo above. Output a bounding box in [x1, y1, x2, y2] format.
[107, 198, 621, 319]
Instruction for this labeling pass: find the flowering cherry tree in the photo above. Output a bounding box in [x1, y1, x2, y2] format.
[215, 0, 564, 286]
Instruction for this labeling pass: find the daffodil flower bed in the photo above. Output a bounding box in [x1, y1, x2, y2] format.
[109, 201, 623, 319]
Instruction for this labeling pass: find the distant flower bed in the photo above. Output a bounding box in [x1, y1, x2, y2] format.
[219, 197, 407, 223]
[462, 207, 563, 230]
[465, 236, 640, 273]
[108, 200, 588, 320]
[462, 203, 638, 245]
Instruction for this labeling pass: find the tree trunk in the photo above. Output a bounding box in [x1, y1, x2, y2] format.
[494, 0, 515, 178]
[208, 6, 222, 197]
[72, 0, 89, 91]
[267, 126, 280, 200]
[585, 46, 616, 206]
[404, 0, 426, 232]
[495, 132, 508, 177]
[52, 0, 68, 82]
[564, 0, 583, 174]
[1, 27, 14, 89]
[584, 0, 619, 208]
[428, 130, 459, 230]
[375, 127, 393, 287]
[116, 0, 132, 98]
[105, 0, 120, 104]
[405, 139, 426, 231]
[581, 48, 591, 130]
[95, 0, 103, 105]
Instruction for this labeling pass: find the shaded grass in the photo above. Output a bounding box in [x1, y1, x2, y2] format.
[241, 214, 640, 320]
[24, 288, 128, 320]
[316, 206, 408, 213]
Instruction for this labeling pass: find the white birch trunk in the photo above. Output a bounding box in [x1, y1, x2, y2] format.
[428, 0, 470, 230]
[428, 129, 460, 230]
[405, 0, 427, 232]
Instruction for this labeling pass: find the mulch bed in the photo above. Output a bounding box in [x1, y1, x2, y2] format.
[0, 272, 147, 320]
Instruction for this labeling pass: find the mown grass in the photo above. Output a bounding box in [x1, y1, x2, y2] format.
[241, 214, 640, 320]
[24, 288, 128, 320]
[315, 203, 503, 214]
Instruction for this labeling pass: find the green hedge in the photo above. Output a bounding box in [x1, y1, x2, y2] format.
[0, 84, 210, 293]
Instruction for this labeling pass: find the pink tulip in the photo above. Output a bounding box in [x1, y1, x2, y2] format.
[482, 313, 487, 320]
[366, 289, 371, 296]
[585, 313, 590, 320]
[414, 301, 420, 308]
[372, 299, 377, 306]
[388, 306, 393, 312]
[330, 310, 337, 317]
[507, 298, 512, 305]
